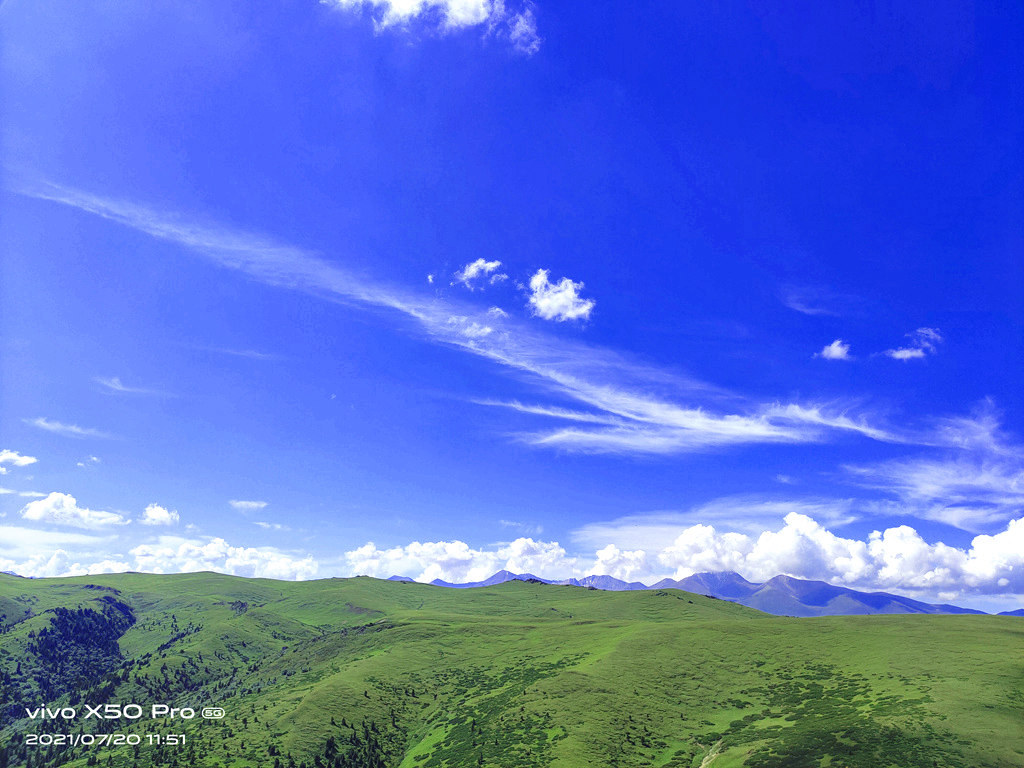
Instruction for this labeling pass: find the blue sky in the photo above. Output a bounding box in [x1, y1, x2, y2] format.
[1, 0, 1022, 610]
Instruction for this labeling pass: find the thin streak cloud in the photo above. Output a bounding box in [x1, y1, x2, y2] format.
[24, 417, 113, 440]
[21, 181, 913, 456]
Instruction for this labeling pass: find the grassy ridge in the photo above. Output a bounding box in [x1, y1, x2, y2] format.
[0, 572, 1021, 767]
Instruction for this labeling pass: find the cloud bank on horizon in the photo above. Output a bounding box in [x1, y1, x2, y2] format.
[3, 507, 1023, 606]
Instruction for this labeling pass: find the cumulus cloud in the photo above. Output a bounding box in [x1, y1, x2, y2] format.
[24, 417, 112, 439]
[342, 510, 1024, 599]
[655, 512, 1024, 595]
[453, 258, 504, 289]
[130, 536, 318, 580]
[526, 269, 595, 322]
[322, 0, 541, 55]
[0, 550, 127, 579]
[344, 537, 576, 583]
[0, 524, 313, 580]
[139, 503, 180, 526]
[884, 327, 943, 360]
[589, 544, 650, 582]
[0, 449, 37, 475]
[21, 492, 128, 529]
[230, 499, 268, 511]
[816, 339, 851, 360]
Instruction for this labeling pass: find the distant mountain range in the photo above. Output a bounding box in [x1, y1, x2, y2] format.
[384, 569, 1017, 617]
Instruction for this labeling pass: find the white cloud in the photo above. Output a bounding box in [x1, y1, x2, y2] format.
[658, 524, 753, 578]
[884, 327, 943, 360]
[204, 347, 281, 361]
[77, 455, 101, 468]
[95, 376, 166, 396]
[845, 455, 1024, 531]
[139, 503, 180, 526]
[653, 512, 1024, 595]
[230, 499, 268, 511]
[0, 550, 84, 579]
[0, 449, 38, 475]
[22, 182, 924, 458]
[254, 521, 289, 531]
[487, 306, 508, 318]
[499, 519, 543, 536]
[574, 497, 859, 552]
[764, 403, 899, 443]
[343, 511, 1024, 598]
[526, 269, 594, 322]
[322, 0, 541, 55]
[24, 417, 112, 439]
[816, 339, 851, 360]
[346, 539, 501, 582]
[589, 544, 649, 582]
[780, 285, 843, 316]
[840, 406, 1024, 531]
[427, 273, 435, 284]
[130, 536, 317, 580]
[507, 4, 540, 55]
[447, 315, 493, 338]
[0, 524, 115, 554]
[21, 492, 129, 529]
[454, 258, 504, 289]
[344, 536, 576, 583]
[517, 401, 900, 455]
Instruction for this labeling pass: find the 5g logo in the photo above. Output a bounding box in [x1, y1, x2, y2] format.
[202, 708, 225, 719]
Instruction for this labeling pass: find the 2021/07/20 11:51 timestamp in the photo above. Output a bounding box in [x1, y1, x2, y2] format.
[26, 733, 187, 747]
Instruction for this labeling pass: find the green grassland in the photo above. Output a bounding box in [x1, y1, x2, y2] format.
[0, 572, 1021, 767]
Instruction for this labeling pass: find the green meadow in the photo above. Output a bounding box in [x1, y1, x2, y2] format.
[0, 572, 1021, 767]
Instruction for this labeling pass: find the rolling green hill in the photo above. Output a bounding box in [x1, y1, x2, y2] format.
[0, 572, 1021, 768]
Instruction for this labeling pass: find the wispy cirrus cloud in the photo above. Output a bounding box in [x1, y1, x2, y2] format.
[24, 417, 113, 439]
[19, 180, 923, 457]
[780, 284, 843, 316]
[843, 406, 1024, 531]
[230, 499, 268, 511]
[200, 347, 282, 361]
[884, 327, 943, 361]
[95, 376, 169, 396]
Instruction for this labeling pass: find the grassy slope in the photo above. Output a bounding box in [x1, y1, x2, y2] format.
[0, 572, 1021, 768]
